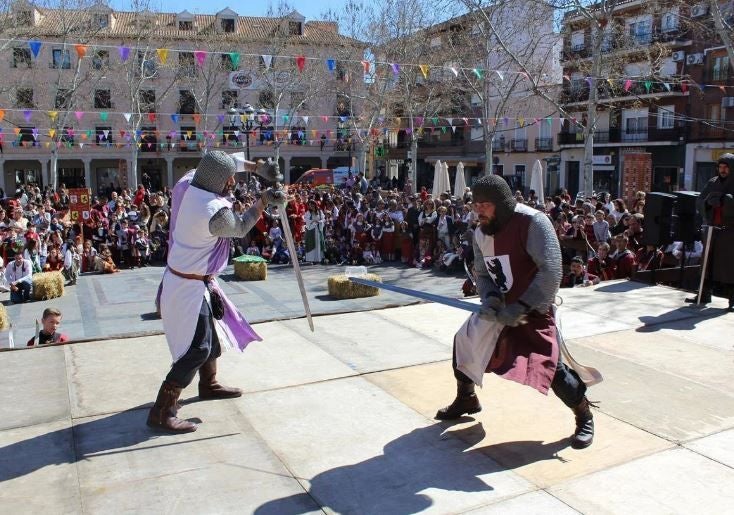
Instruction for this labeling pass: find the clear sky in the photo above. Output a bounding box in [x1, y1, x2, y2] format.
[112, 0, 343, 21]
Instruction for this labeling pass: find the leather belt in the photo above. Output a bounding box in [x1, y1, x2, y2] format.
[168, 267, 212, 282]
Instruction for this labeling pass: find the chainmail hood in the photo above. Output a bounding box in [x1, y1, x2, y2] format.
[717, 153, 734, 179]
[471, 174, 517, 233]
[191, 151, 236, 194]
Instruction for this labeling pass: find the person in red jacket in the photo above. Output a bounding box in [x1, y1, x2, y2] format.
[587, 242, 616, 281]
[132, 184, 146, 208]
[286, 193, 306, 243]
[27, 308, 69, 346]
[610, 234, 637, 279]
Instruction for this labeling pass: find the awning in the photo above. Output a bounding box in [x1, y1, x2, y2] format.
[424, 155, 484, 164]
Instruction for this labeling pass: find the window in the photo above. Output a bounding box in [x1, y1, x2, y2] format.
[16, 88, 34, 108]
[661, 9, 679, 32]
[92, 50, 109, 70]
[12, 47, 32, 68]
[139, 89, 156, 112]
[712, 56, 730, 81]
[627, 16, 652, 45]
[657, 106, 675, 129]
[291, 91, 306, 110]
[493, 164, 504, 175]
[96, 126, 112, 145]
[336, 94, 351, 116]
[659, 57, 677, 77]
[571, 30, 585, 51]
[178, 52, 196, 76]
[622, 108, 648, 141]
[93, 13, 109, 28]
[52, 48, 71, 69]
[600, 27, 614, 51]
[178, 20, 193, 30]
[16, 10, 32, 25]
[137, 51, 157, 78]
[430, 36, 441, 48]
[94, 89, 112, 109]
[140, 126, 157, 153]
[221, 90, 238, 109]
[221, 53, 238, 71]
[288, 21, 302, 35]
[515, 164, 526, 175]
[55, 88, 71, 109]
[178, 90, 197, 114]
[221, 18, 235, 33]
[570, 72, 585, 92]
[259, 89, 275, 109]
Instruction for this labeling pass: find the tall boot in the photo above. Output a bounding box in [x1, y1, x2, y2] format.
[435, 380, 481, 420]
[570, 397, 595, 449]
[146, 381, 197, 433]
[198, 359, 242, 400]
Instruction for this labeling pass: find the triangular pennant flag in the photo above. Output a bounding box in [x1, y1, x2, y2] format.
[49, 129, 56, 138]
[75, 111, 84, 121]
[147, 112, 156, 122]
[518, 117, 525, 126]
[171, 113, 179, 124]
[302, 116, 309, 125]
[295, 55, 306, 72]
[48, 111, 58, 121]
[563, 74, 570, 81]
[79, 142, 84, 149]
[157, 48, 168, 64]
[100, 112, 109, 121]
[283, 114, 290, 123]
[321, 115, 329, 123]
[361, 60, 370, 74]
[194, 51, 206, 67]
[720, 85, 727, 94]
[85, 129, 92, 138]
[585, 77, 593, 88]
[29, 40, 42, 58]
[681, 82, 688, 93]
[495, 70, 504, 81]
[23, 110, 32, 122]
[663, 83, 671, 92]
[326, 58, 336, 72]
[193, 114, 201, 124]
[229, 52, 240, 69]
[473, 68, 484, 79]
[431, 117, 439, 125]
[450, 67, 458, 77]
[441, 127, 447, 134]
[419, 64, 429, 79]
[103, 130, 110, 139]
[262, 55, 272, 69]
[13, 128, 21, 136]
[43, 142, 49, 148]
[462, 117, 469, 125]
[137, 142, 142, 148]
[0, 109, 4, 121]
[119, 46, 130, 62]
[644, 80, 651, 93]
[446, 118, 453, 126]
[391, 63, 400, 77]
[624, 79, 632, 92]
[123, 113, 131, 123]
[74, 44, 87, 58]
[186, 130, 193, 139]
[451, 126, 456, 133]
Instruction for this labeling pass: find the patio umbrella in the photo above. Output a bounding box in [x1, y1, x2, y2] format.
[529, 159, 545, 205]
[432, 160, 442, 195]
[454, 161, 467, 198]
[441, 161, 451, 196]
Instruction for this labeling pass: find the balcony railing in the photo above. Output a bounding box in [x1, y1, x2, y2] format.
[535, 137, 553, 151]
[558, 132, 585, 145]
[510, 138, 528, 152]
[491, 136, 505, 151]
[621, 128, 648, 142]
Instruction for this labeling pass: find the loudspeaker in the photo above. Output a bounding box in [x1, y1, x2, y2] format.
[642, 192, 676, 246]
[672, 191, 700, 242]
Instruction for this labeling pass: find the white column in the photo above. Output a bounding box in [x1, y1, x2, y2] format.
[0, 157, 5, 195]
[165, 157, 174, 188]
[82, 158, 92, 191]
[321, 157, 327, 169]
[282, 156, 291, 184]
[684, 144, 695, 191]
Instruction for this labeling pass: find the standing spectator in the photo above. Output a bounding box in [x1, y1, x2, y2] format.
[610, 234, 637, 279]
[5, 252, 32, 304]
[380, 212, 395, 261]
[592, 210, 611, 244]
[286, 193, 306, 243]
[63, 241, 81, 286]
[23, 239, 43, 274]
[26, 308, 69, 346]
[610, 199, 628, 223]
[436, 205, 454, 250]
[304, 200, 325, 264]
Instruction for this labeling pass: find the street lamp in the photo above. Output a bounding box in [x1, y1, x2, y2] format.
[227, 103, 269, 161]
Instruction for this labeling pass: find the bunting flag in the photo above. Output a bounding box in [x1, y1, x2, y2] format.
[681, 82, 688, 92]
[119, 46, 130, 62]
[261, 55, 273, 69]
[147, 112, 156, 122]
[29, 40, 42, 58]
[495, 70, 504, 81]
[79, 143, 84, 149]
[295, 55, 306, 72]
[75, 111, 84, 121]
[13, 128, 21, 136]
[170, 113, 179, 124]
[446, 118, 453, 126]
[49, 129, 56, 138]
[194, 51, 206, 67]
[416, 116, 424, 126]
[644, 80, 651, 93]
[123, 113, 132, 123]
[585, 77, 593, 88]
[391, 63, 400, 77]
[157, 48, 169, 64]
[74, 44, 87, 58]
[48, 111, 58, 121]
[192, 114, 201, 124]
[0, 109, 4, 121]
[419, 64, 429, 79]
[229, 52, 240, 69]
[321, 115, 329, 123]
[663, 83, 671, 92]
[302, 116, 309, 125]
[624, 79, 632, 92]
[217, 114, 225, 123]
[720, 85, 727, 94]
[473, 68, 484, 79]
[361, 60, 370, 74]
[326, 58, 336, 72]
[100, 112, 109, 121]
[563, 74, 570, 81]
[23, 110, 32, 122]
[450, 67, 458, 77]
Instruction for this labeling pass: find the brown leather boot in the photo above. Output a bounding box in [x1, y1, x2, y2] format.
[198, 359, 242, 400]
[435, 380, 482, 420]
[147, 381, 197, 433]
[570, 397, 595, 449]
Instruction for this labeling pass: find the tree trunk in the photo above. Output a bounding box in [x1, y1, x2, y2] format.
[130, 147, 139, 190]
[356, 146, 367, 176]
[410, 137, 418, 187]
[50, 150, 58, 191]
[485, 131, 494, 176]
[582, 20, 604, 198]
[710, 0, 734, 68]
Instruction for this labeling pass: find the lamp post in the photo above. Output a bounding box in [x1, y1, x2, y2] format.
[227, 103, 268, 182]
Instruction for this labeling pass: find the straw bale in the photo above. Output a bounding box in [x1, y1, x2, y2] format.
[32, 272, 65, 300]
[234, 260, 268, 281]
[327, 273, 382, 299]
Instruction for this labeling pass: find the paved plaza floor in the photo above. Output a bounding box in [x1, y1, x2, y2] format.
[1, 278, 734, 514]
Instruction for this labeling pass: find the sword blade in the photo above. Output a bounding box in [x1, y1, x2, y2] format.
[279, 210, 314, 332]
[348, 277, 481, 313]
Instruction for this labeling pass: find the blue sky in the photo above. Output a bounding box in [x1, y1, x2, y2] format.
[113, 0, 342, 20]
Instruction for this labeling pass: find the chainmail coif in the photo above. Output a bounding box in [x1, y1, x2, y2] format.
[471, 174, 517, 234]
[191, 151, 237, 194]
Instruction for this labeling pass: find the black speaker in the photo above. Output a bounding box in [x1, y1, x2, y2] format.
[672, 191, 700, 242]
[642, 192, 676, 246]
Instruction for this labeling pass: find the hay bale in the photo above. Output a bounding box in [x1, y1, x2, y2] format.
[328, 273, 382, 299]
[233, 255, 268, 281]
[0, 304, 10, 330]
[32, 272, 65, 300]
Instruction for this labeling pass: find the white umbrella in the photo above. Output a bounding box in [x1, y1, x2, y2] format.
[442, 161, 451, 196]
[529, 159, 545, 205]
[454, 161, 467, 198]
[432, 160, 442, 196]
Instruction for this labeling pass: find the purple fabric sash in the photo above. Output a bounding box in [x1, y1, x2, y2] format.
[211, 278, 261, 350]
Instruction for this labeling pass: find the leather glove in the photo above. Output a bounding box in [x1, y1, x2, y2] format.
[478, 296, 502, 322]
[254, 158, 283, 183]
[495, 302, 529, 327]
[261, 188, 287, 209]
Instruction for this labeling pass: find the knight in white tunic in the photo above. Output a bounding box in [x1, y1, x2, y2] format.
[147, 151, 285, 433]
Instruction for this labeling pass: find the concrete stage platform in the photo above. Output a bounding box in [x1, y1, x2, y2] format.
[1, 281, 734, 514]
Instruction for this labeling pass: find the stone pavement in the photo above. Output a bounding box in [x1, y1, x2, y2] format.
[1, 281, 734, 513]
[2, 263, 466, 345]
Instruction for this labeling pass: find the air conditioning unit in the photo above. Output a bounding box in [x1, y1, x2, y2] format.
[671, 51, 686, 62]
[686, 53, 704, 65]
[691, 4, 708, 17]
[722, 97, 734, 108]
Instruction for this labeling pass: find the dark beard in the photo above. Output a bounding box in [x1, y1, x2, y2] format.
[479, 220, 500, 235]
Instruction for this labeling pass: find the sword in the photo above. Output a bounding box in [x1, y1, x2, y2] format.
[348, 276, 603, 385]
[279, 208, 314, 332]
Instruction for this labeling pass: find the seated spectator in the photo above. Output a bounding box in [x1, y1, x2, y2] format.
[5, 252, 33, 303]
[44, 247, 64, 272]
[23, 239, 43, 274]
[587, 242, 616, 281]
[96, 245, 119, 274]
[561, 256, 600, 288]
[81, 240, 98, 273]
[625, 213, 645, 252]
[610, 234, 637, 279]
[246, 242, 261, 256]
[635, 244, 664, 272]
[27, 307, 69, 346]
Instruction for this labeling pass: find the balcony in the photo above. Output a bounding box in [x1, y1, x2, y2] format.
[558, 131, 585, 145]
[510, 138, 528, 152]
[706, 69, 733, 83]
[535, 138, 553, 151]
[491, 136, 505, 152]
